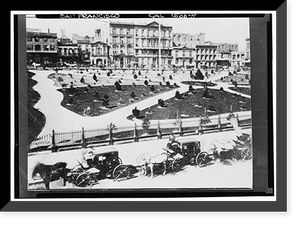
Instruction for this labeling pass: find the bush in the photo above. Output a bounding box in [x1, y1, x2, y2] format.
[175, 90, 183, 99]
[133, 74, 138, 79]
[57, 76, 64, 82]
[150, 85, 155, 92]
[203, 88, 212, 98]
[144, 80, 149, 86]
[189, 84, 195, 92]
[158, 99, 165, 107]
[159, 82, 162, 86]
[166, 81, 170, 86]
[130, 91, 136, 99]
[114, 81, 122, 91]
[208, 105, 216, 112]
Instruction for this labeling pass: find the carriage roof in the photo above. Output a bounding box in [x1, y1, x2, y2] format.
[87, 147, 119, 157]
[177, 138, 201, 144]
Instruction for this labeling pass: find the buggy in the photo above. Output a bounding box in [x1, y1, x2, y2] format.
[68, 147, 138, 187]
[170, 138, 213, 167]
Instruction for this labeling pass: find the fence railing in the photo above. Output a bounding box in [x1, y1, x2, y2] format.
[29, 113, 251, 153]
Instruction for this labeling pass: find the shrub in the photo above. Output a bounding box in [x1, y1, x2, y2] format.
[133, 74, 138, 79]
[158, 99, 165, 107]
[159, 82, 162, 86]
[175, 90, 183, 99]
[57, 76, 64, 82]
[189, 84, 195, 92]
[114, 81, 122, 91]
[208, 105, 216, 112]
[144, 80, 149, 86]
[169, 75, 173, 80]
[166, 81, 170, 86]
[150, 85, 155, 92]
[130, 91, 136, 98]
[203, 88, 212, 98]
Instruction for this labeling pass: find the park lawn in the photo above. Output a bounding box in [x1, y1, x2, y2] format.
[28, 71, 46, 144]
[58, 84, 175, 117]
[228, 86, 251, 96]
[131, 88, 252, 120]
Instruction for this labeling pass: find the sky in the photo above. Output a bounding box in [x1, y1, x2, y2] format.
[26, 16, 249, 51]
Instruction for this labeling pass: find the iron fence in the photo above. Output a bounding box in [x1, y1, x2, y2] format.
[29, 113, 251, 152]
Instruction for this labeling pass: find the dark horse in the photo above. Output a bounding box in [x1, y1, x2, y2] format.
[32, 162, 70, 190]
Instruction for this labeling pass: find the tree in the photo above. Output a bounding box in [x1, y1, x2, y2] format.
[114, 81, 122, 91]
[150, 85, 155, 92]
[195, 69, 204, 80]
[102, 94, 109, 107]
[93, 73, 98, 82]
[130, 91, 136, 99]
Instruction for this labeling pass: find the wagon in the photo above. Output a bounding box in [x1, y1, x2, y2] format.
[68, 147, 138, 187]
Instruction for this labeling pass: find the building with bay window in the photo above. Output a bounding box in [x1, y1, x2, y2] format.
[195, 44, 218, 68]
[109, 21, 173, 70]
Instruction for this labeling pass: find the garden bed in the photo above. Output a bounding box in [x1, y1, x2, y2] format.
[228, 86, 251, 96]
[128, 88, 251, 120]
[58, 84, 175, 117]
[28, 71, 46, 144]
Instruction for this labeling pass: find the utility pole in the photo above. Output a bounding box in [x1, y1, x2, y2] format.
[158, 22, 161, 73]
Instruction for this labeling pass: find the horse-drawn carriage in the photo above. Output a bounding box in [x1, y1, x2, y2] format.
[68, 148, 139, 187]
[31, 148, 139, 189]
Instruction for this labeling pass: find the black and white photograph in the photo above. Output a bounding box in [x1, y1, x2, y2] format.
[24, 13, 254, 191]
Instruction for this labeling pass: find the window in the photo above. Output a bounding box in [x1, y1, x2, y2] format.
[112, 28, 116, 35]
[189, 50, 192, 57]
[35, 45, 41, 51]
[175, 50, 178, 57]
[27, 36, 32, 42]
[182, 50, 185, 57]
[27, 45, 33, 51]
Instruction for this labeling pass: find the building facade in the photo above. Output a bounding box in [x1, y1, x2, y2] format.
[109, 21, 173, 69]
[245, 37, 251, 67]
[195, 44, 218, 68]
[172, 44, 196, 69]
[57, 31, 79, 65]
[230, 51, 246, 68]
[173, 33, 206, 47]
[26, 29, 58, 65]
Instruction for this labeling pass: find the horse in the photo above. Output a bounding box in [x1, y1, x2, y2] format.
[31, 162, 71, 190]
[137, 151, 169, 178]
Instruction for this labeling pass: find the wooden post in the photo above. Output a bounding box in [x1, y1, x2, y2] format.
[218, 115, 222, 132]
[108, 125, 114, 145]
[179, 118, 183, 136]
[81, 127, 87, 148]
[133, 123, 139, 142]
[157, 120, 162, 139]
[198, 116, 203, 135]
[51, 129, 57, 152]
[236, 113, 240, 126]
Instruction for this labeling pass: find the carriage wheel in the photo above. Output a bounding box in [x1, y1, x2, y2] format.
[75, 173, 91, 187]
[171, 158, 183, 173]
[196, 152, 209, 167]
[113, 164, 131, 181]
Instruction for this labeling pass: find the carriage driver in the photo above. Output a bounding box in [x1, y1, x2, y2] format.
[83, 150, 95, 168]
[166, 133, 181, 156]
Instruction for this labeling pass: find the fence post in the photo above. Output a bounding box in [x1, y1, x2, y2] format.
[133, 123, 139, 142]
[81, 127, 87, 148]
[179, 118, 183, 136]
[51, 129, 57, 152]
[108, 125, 114, 145]
[236, 113, 240, 126]
[218, 115, 222, 132]
[157, 120, 162, 139]
[198, 116, 203, 135]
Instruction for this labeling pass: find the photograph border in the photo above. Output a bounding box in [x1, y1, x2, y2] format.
[2, 3, 286, 211]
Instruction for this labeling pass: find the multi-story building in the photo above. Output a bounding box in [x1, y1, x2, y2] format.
[245, 37, 251, 67]
[195, 44, 218, 68]
[230, 51, 246, 68]
[90, 29, 109, 67]
[173, 33, 206, 47]
[26, 28, 58, 65]
[109, 21, 173, 69]
[214, 42, 238, 53]
[57, 30, 79, 64]
[172, 43, 196, 69]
